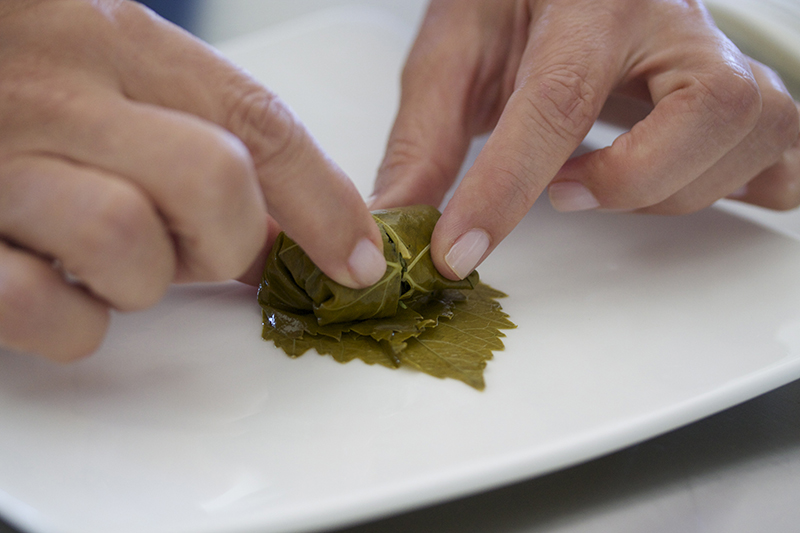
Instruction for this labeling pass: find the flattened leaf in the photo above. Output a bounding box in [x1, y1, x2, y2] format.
[394, 284, 515, 390]
[262, 313, 398, 367]
[262, 282, 515, 389]
[348, 305, 428, 341]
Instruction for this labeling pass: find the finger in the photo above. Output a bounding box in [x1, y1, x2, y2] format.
[0, 241, 109, 362]
[0, 154, 175, 311]
[432, 1, 635, 279]
[113, 2, 385, 288]
[637, 61, 799, 214]
[236, 215, 282, 286]
[731, 129, 800, 211]
[549, 21, 762, 212]
[242, 101, 386, 289]
[14, 89, 268, 284]
[370, 1, 526, 210]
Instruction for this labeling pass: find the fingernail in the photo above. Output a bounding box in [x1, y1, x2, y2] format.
[347, 238, 386, 287]
[445, 229, 490, 280]
[548, 181, 600, 212]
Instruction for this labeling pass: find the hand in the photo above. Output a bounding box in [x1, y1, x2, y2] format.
[371, 0, 800, 280]
[0, 0, 385, 361]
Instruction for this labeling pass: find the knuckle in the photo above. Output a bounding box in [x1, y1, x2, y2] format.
[0, 257, 107, 361]
[176, 135, 263, 282]
[72, 183, 171, 308]
[185, 132, 256, 210]
[757, 90, 800, 154]
[524, 62, 599, 145]
[224, 82, 305, 173]
[609, 177, 665, 209]
[25, 82, 79, 120]
[83, 185, 154, 258]
[92, 195, 174, 308]
[0, 71, 82, 133]
[485, 160, 541, 216]
[592, 146, 670, 208]
[766, 173, 800, 211]
[695, 66, 761, 133]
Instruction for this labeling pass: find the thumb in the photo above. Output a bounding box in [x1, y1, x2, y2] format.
[117, 3, 386, 288]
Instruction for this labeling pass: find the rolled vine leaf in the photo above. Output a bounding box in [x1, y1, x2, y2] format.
[258, 205, 515, 390]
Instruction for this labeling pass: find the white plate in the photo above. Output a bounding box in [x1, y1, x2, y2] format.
[705, 0, 800, 98]
[3, 7, 800, 533]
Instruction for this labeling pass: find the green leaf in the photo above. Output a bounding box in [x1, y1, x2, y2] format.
[396, 285, 516, 390]
[258, 206, 516, 390]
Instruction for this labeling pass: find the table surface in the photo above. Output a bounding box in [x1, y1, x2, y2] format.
[3, 2, 800, 532]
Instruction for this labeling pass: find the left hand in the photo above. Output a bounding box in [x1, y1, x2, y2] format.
[0, 0, 385, 361]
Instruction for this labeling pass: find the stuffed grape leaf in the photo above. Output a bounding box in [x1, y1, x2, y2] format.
[258, 205, 516, 390]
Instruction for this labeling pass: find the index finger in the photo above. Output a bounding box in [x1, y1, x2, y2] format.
[116, 3, 386, 288]
[432, 1, 628, 279]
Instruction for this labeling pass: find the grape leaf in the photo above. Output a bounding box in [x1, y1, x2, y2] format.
[258, 206, 516, 390]
[395, 284, 516, 389]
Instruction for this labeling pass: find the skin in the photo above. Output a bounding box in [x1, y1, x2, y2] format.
[4, 0, 798, 362]
[371, 0, 800, 280]
[0, 0, 385, 361]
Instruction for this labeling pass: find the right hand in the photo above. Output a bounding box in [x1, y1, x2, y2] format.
[0, 0, 386, 361]
[370, 0, 799, 281]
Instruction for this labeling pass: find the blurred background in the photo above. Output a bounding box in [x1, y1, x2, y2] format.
[141, 0, 800, 95]
[136, 0, 426, 44]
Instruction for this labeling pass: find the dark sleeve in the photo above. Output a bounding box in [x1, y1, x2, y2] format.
[135, 0, 197, 32]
